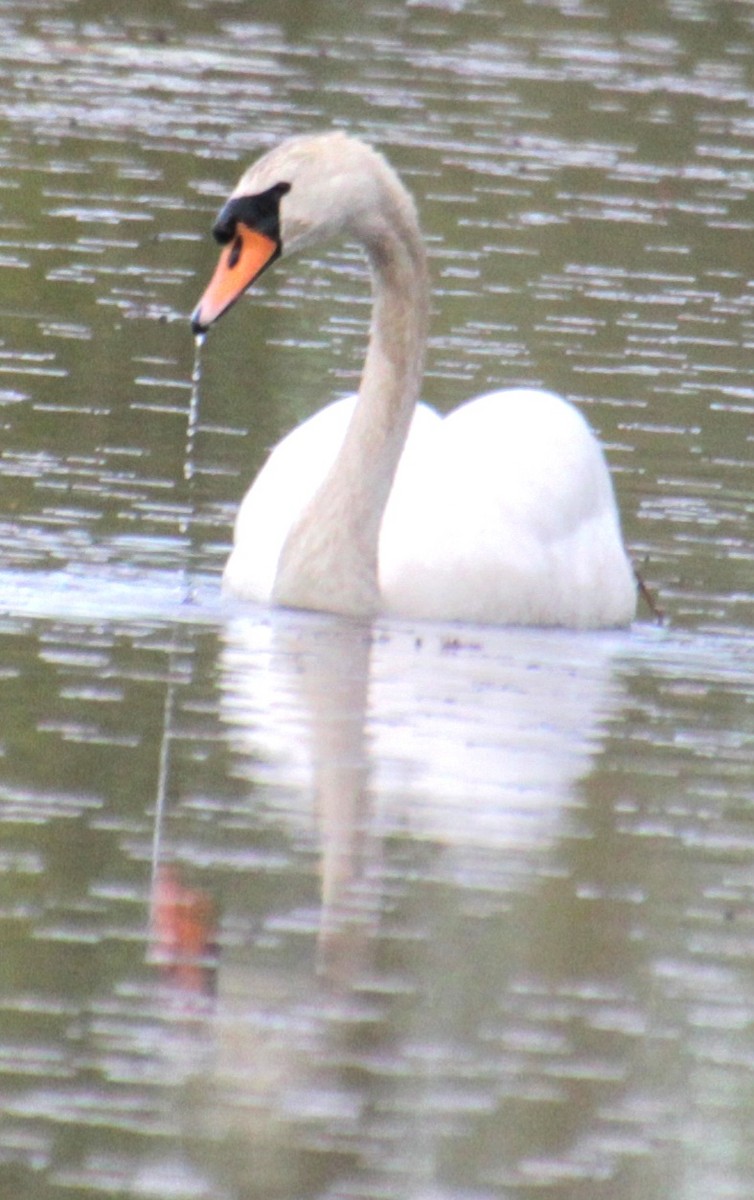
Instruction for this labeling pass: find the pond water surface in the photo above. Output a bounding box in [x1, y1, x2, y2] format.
[0, 2, 753, 1198]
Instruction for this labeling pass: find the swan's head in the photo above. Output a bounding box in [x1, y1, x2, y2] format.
[191, 132, 415, 334]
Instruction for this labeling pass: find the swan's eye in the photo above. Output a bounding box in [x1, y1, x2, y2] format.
[212, 181, 291, 247]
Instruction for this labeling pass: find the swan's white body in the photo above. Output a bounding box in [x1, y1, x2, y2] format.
[195, 132, 636, 628]
[225, 389, 633, 627]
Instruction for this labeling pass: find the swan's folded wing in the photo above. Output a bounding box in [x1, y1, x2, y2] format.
[380, 389, 636, 628]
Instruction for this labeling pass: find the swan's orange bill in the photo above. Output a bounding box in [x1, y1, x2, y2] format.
[191, 223, 277, 332]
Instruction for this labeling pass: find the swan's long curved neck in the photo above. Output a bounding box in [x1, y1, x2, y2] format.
[272, 198, 429, 617]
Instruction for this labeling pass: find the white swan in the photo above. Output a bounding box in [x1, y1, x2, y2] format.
[192, 131, 636, 628]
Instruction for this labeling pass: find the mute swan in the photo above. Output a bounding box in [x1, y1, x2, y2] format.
[191, 131, 636, 628]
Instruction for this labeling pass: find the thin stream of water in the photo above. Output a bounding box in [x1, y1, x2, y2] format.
[147, 335, 208, 941]
[184, 332, 205, 485]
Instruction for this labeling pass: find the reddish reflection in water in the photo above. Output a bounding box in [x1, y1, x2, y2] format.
[149, 865, 218, 997]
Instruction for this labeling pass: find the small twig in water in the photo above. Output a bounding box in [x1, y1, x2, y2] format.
[634, 564, 665, 624]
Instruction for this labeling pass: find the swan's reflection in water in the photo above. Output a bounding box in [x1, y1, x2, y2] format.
[186, 611, 630, 1198]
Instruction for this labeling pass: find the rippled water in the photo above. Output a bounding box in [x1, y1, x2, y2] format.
[0, 2, 753, 1198]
